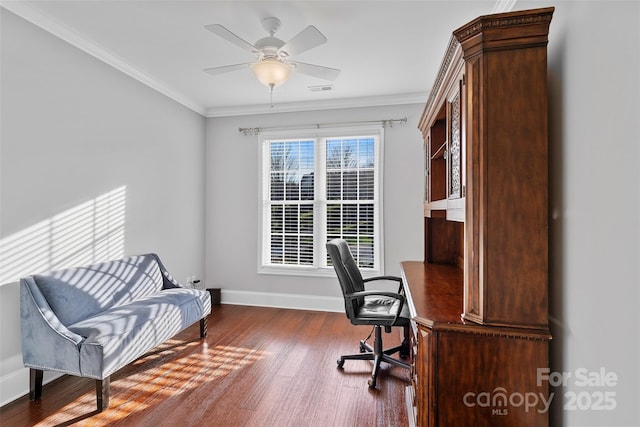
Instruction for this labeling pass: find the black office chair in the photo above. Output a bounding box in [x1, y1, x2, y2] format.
[326, 238, 411, 388]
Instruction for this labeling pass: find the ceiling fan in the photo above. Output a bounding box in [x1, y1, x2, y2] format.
[203, 17, 340, 104]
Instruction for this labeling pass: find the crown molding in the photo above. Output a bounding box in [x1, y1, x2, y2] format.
[3, 1, 476, 119]
[205, 92, 428, 118]
[1, 1, 208, 116]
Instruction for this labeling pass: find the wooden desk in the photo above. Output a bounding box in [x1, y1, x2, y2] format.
[401, 261, 551, 427]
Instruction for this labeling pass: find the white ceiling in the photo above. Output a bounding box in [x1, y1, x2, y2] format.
[3, 1, 510, 117]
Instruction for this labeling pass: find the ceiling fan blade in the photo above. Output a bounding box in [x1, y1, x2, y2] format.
[203, 63, 252, 76]
[292, 62, 341, 81]
[278, 26, 327, 58]
[205, 24, 258, 54]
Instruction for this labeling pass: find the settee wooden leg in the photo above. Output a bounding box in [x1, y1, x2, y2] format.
[29, 369, 43, 401]
[96, 377, 110, 411]
[200, 317, 207, 339]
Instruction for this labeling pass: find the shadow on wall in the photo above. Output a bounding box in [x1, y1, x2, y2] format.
[0, 186, 127, 283]
[547, 19, 567, 427]
[0, 186, 126, 405]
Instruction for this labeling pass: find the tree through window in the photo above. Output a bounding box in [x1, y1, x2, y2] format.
[260, 128, 383, 275]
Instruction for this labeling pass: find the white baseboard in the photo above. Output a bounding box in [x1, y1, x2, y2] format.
[0, 367, 27, 407]
[0, 364, 62, 407]
[219, 289, 344, 313]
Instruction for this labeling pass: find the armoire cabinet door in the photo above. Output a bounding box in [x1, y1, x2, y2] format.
[457, 7, 553, 329]
[445, 71, 465, 222]
[463, 53, 482, 323]
[447, 80, 462, 200]
[416, 326, 434, 427]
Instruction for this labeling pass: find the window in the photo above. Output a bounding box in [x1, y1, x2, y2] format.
[259, 127, 384, 276]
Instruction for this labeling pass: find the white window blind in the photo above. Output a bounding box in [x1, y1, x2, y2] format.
[259, 127, 383, 276]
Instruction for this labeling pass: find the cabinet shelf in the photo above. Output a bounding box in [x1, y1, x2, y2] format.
[430, 140, 447, 160]
[425, 199, 447, 211]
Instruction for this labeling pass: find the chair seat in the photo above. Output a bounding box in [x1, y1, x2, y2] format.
[355, 295, 410, 326]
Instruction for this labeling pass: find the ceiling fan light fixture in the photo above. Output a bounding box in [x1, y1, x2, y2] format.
[251, 59, 291, 87]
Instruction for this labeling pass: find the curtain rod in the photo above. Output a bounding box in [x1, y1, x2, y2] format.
[238, 117, 407, 136]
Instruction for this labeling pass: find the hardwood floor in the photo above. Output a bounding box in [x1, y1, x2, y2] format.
[1, 305, 410, 426]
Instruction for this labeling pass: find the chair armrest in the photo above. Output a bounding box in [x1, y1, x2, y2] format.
[363, 275, 402, 283]
[347, 290, 404, 305]
[20, 277, 84, 376]
[363, 275, 404, 294]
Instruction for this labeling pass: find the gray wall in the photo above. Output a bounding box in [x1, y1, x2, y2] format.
[540, 1, 639, 426]
[0, 10, 206, 404]
[205, 105, 425, 309]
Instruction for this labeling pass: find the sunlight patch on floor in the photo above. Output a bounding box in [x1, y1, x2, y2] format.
[34, 342, 272, 425]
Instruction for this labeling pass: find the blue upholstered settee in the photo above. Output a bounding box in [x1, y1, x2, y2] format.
[20, 253, 211, 411]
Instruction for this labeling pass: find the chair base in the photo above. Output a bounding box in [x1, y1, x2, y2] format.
[337, 325, 411, 388]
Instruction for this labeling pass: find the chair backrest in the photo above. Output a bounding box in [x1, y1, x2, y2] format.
[326, 239, 365, 321]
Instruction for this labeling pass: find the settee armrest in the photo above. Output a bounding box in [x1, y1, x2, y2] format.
[150, 253, 185, 290]
[20, 277, 84, 376]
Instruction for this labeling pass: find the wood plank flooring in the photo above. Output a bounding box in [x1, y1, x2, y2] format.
[0, 305, 410, 426]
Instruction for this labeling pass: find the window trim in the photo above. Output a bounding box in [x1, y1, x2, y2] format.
[257, 125, 385, 278]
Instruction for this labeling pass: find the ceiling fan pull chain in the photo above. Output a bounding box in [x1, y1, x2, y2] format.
[269, 83, 275, 108]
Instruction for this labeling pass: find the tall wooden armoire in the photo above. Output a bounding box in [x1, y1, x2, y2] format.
[401, 7, 554, 427]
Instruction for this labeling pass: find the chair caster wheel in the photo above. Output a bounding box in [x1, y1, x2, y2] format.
[337, 358, 345, 368]
[359, 343, 367, 353]
[368, 378, 376, 388]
